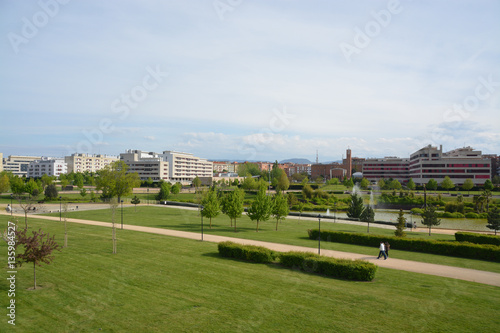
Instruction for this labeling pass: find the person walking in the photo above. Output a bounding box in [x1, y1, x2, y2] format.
[377, 242, 387, 260]
[384, 241, 390, 258]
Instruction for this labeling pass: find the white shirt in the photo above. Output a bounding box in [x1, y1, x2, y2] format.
[379, 243, 385, 251]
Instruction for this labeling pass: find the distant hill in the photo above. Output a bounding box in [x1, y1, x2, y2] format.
[279, 158, 312, 164]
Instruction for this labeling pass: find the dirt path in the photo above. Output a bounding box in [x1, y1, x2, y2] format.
[2, 211, 499, 287]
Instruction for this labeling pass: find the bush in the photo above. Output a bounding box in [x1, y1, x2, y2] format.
[307, 229, 500, 262]
[455, 232, 500, 246]
[278, 252, 377, 281]
[465, 212, 480, 219]
[217, 241, 276, 263]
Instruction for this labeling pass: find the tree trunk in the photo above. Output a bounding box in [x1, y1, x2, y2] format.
[276, 219, 278, 231]
[209, 218, 212, 229]
[429, 226, 431, 236]
[256, 220, 259, 232]
[234, 219, 237, 232]
[33, 262, 36, 289]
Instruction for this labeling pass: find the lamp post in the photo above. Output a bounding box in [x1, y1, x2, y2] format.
[317, 214, 322, 255]
[10, 194, 13, 216]
[121, 200, 124, 230]
[147, 188, 149, 205]
[200, 205, 204, 241]
[59, 196, 62, 221]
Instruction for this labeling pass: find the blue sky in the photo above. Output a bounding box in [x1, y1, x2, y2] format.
[1, 0, 499, 163]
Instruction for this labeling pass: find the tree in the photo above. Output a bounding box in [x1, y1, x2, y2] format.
[344, 178, 354, 189]
[24, 179, 41, 197]
[389, 179, 402, 191]
[359, 178, 370, 190]
[275, 172, 290, 192]
[192, 176, 202, 190]
[223, 189, 244, 231]
[15, 227, 61, 289]
[241, 174, 257, 190]
[171, 182, 182, 196]
[406, 178, 416, 191]
[0, 172, 11, 193]
[492, 175, 500, 187]
[247, 186, 273, 232]
[302, 184, 313, 200]
[421, 205, 441, 236]
[237, 162, 260, 177]
[482, 190, 492, 212]
[201, 189, 221, 229]
[346, 193, 364, 219]
[272, 191, 289, 231]
[441, 176, 454, 194]
[483, 179, 494, 191]
[377, 179, 386, 190]
[131, 195, 140, 212]
[96, 161, 141, 202]
[486, 208, 500, 235]
[395, 209, 407, 237]
[156, 182, 171, 201]
[426, 179, 438, 193]
[44, 184, 58, 200]
[80, 188, 87, 198]
[10, 176, 25, 195]
[359, 205, 375, 233]
[16, 195, 41, 228]
[461, 179, 474, 195]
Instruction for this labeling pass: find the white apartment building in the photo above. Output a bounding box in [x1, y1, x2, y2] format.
[120, 150, 169, 182]
[161, 150, 213, 185]
[65, 153, 119, 173]
[27, 158, 67, 178]
[2, 155, 42, 176]
[0, 153, 3, 172]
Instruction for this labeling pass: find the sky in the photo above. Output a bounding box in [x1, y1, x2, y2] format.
[1, 0, 499, 163]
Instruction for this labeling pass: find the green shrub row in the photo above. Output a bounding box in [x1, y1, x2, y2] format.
[278, 252, 377, 281]
[455, 232, 500, 246]
[307, 229, 500, 262]
[217, 241, 276, 263]
[217, 242, 377, 281]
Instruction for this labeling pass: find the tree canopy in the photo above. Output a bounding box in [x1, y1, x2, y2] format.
[95, 161, 141, 202]
[247, 186, 273, 232]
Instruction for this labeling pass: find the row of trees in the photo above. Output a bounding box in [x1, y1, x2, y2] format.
[200, 185, 290, 232]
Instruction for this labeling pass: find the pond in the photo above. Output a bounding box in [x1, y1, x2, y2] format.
[323, 209, 489, 232]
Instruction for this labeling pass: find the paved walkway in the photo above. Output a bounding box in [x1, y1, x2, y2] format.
[2, 211, 499, 287]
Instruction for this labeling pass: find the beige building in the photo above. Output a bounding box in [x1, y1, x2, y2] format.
[65, 153, 119, 173]
[0, 153, 3, 172]
[120, 150, 169, 182]
[2, 155, 41, 176]
[161, 150, 213, 185]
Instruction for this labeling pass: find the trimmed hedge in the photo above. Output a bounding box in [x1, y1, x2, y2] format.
[308, 229, 500, 262]
[218, 242, 377, 281]
[279, 252, 377, 281]
[217, 241, 276, 263]
[455, 232, 500, 246]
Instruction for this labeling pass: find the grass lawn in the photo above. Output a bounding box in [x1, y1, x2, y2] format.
[41, 205, 500, 273]
[1, 215, 499, 332]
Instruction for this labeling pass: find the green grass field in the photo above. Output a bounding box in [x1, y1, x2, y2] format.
[1, 215, 499, 332]
[41, 205, 500, 273]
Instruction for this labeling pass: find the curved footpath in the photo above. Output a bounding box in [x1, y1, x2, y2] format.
[1, 210, 499, 287]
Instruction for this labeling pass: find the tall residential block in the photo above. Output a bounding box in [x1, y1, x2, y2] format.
[65, 153, 119, 173]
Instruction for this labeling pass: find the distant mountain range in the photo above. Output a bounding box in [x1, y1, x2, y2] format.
[279, 158, 312, 164]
